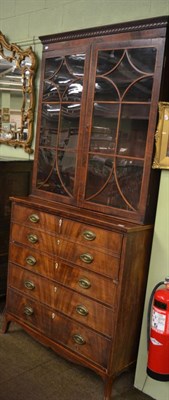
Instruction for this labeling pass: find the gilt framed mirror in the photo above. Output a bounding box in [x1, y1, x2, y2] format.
[152, 102, 169, 169]
[0, 31, 36, 153]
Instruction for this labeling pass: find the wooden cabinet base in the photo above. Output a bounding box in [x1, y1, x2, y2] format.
[2, 197, 153, 400]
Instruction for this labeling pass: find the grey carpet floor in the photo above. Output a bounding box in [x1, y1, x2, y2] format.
[0, 300, 153, 400]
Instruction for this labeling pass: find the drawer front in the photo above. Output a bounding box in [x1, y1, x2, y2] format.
[11, 224, 120, 278]
[12, 204, 60, 233]
[7, 289, 110, 368]
[9, 243, 117, 305]
[10, 243, 56, 279]
[60, 219, 122, 254]
[12, 204, 123, 254]
[11, 223, 59, 254]
[8, 264, 113, 336]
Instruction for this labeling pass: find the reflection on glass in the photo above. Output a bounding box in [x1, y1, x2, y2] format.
[108, 53, 142, 96]
[36, 148, 68, 196]
[115, 158, 143, 209]
[123, 77, 153, 101]
[97, 50, 124, 74]
[127, 48, 156, 73]
[44, 57, 63, 79]
[39, 104, 59, 146]
[59, 103, 80, 149]
[90, 103, 119, 152]
[43, 55, 85, 102]
[63, 80, 83, 101]
[95, 48, 156, 100]
[43, 81, 60, 101]
[58, 150, 76, 194]
[37, 52, 86, 197]
[94, 78, 119, 101]
[85, 155, 143, 210]
[117, 104, 150, 158]
[65, 54, 85, 76]
[42, 103, 60, 121]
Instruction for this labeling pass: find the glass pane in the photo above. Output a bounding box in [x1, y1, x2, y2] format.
[127, 48, 157, 73]
[123, 77, 153, 101]
[65, 54, 85, 76]
[94, 78, 119, 101]
[36, 148, 68, 196]
[63, 79, 83, 101]
[58, 150, 76, 195]
[52, 64, 74, 94]
[90, 103, 119, 152]
[97, 50, 124, 74]
[43, 81, 60, 101]
[85, 155, 113, 197]
[85, 155, 128, 209]
[39, 104, 59, 146]
[59, 103, 80, 149]
[118, 104, 150, 158]
[108, 52, 142, 96]
[41, 103, 60, 121]
[44, 57, 63, 79]
[116, 158, 143, 209]
[85, 156, 143, 210]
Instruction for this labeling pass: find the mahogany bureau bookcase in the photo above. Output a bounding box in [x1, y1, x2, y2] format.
[2, 16, 169, 400]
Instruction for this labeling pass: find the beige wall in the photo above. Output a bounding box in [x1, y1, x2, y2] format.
[0, 1, 169, 399]
[135, 170, 169, 399]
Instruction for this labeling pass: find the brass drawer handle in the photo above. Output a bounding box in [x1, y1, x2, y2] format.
[82, 230, 96, 241]
[26, 255, 36, 266]
[78, 277, 91, 289]
[24, 280, 35, 290]
[76, 304, 88, 317]
[27, 234, 38, 244]
[24, 306, 34, 316]
[29, 214, 40, 223]
[73, 333, 86, 345]
[80, 253, 94, 264]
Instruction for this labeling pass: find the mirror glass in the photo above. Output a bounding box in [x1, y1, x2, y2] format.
[0, 31, 36, 153]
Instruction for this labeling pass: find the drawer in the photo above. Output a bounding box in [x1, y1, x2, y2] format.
[60, 219, 122, 254]
[8, 264, 113, 337]
[12, 204, 60, 233]
[7, 288, 111, 368]
[12, 204, 123, 254]
[9, 243, 118, 306]
[10, 225, 120, 278]
[10, 223, 59, 254]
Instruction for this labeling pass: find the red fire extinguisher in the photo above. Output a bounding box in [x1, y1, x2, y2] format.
[147, 277, 169, 381]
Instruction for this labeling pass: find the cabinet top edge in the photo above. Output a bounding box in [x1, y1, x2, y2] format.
[9, 196, 153, 233]
[39, 16, 169, 44]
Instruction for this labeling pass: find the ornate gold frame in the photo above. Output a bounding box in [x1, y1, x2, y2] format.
[152, 102, 169, 169]
[0, 32, 36, 153]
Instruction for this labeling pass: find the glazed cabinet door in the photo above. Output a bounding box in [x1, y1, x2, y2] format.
[79, 37, 165, 222]
[33, 43, 91, 205]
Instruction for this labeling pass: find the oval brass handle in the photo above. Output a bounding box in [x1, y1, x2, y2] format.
[82, 230, 96, 241]
[24, 306, 34, 316]
[29, 214, 40, 223]
[24, 280, 35, 290]
[78, 277, 91, 289]
[76, 304, 89, 317]
[72, 334, 86, 345]
[80, 253, 94, 264]
[27, 234, 38, 244]
[26, 255, 37, 266]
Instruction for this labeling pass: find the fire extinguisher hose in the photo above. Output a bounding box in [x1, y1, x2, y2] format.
[147, 280, 164, 350]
